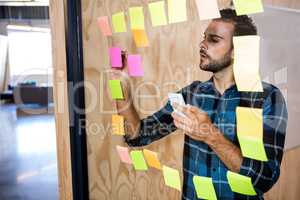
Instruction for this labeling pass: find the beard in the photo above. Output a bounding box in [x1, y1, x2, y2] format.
[199, 51, 232, 73]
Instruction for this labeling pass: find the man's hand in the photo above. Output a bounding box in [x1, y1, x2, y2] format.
[171, 103, 219, 144]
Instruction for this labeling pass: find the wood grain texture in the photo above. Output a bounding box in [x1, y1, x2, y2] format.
[49, 0, 73, 199]
[265, 146, 300, 200]
[82, 0, 230, 199]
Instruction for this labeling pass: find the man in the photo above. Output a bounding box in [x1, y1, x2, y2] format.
[112, 9, 288, 199]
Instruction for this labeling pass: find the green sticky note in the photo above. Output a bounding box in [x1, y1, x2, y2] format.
[148, 1, 167, 27]
[162, 165, 181, 191]
[130, 150, 148, 171]
[112, 12, 127, 33]
[193, 176, 217, 200]
[108, 80, 124, 100]
[168, 0, 187, 24]
[236, 107, 268, 161]
[129, 7, 145, 29]
[238, 137, 268, 161]
[233, 0, 264, 16]
[227, 171, 257, 196]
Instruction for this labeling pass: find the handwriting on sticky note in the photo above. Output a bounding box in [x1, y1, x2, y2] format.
[193, 176, 217, 200]
[143, 149, 162, 170]
[112, 12, 127, 33]
[233, 0, 263, 16]
[236, 107, 268, 161]
[109, 47, 122, 68]
[132, 29, 149, 47]
[148, 1, 168, 27]
[195, 0, 220, 20]
[128, 54, 144, 77]
[168, 0, 187, 24]
[116, 145, 132, 164]
[227, 171, 257, 196]
[108, 80, 124, 100]
[162, 165, 181, 191]
[130, 150, 148, 171]
[97, 16, 112, 36]
[112, 115, 125, 135]
[233, 36, 263, 92]
[129, 7, 145, 30]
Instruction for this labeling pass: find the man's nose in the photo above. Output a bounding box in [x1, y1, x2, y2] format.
[199, 40, 207, 50]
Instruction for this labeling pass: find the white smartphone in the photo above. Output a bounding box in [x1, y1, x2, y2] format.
[168, 93, 188, 118]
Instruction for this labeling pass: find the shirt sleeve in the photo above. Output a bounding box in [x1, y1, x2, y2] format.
[239, 87, 288, 195]
[124, 100, 177, 147]
[124, 81, 198, 147]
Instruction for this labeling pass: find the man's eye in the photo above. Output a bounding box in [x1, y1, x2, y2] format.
[208, 38, 218, 43]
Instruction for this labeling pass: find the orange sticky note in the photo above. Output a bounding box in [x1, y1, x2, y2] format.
[143, 149, 162, 170]
[97, 16, 112, 36]
[132, 29, 149, 47]
[112, 114, 125, 135]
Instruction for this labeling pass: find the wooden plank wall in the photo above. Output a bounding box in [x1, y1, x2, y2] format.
[81, 0, 230, 199]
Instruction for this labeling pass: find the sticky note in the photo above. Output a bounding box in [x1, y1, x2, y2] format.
[193, 176, 217, 200]
[168, 93, 188, 119]
[109, 47, 122, 68]
[162, 165, 181, 191]
[127, 54, 144, 77]
[116, 145, 132, 164]
[233, 0, 264, 16]
[132, 29, 149, 47]
[108, 80, 124, 100]
[143, 149, 162, 170]
[97, 16, 112, 36]
[168, 0, 187, 24]
[236, 107, 268, 161]
[227, 171, 257, 196]
[130, 150, 148, 171]
[195, 0, 221, 20]
[148, 1, 168, 27]
[112, 115, 125, 135]
[112, 12, 127, 33]
[129, 7, 145, 30]
[233, 36, 263, 92]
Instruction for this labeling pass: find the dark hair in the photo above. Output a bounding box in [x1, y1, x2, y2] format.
[215, 8, 257, 36]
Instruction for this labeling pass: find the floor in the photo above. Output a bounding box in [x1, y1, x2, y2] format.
[0, 103, 58, 200]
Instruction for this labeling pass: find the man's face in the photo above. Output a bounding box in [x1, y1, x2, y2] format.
[199, 20, 234, 73]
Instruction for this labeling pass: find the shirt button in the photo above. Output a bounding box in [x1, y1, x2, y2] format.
[212, 168, 217, 172]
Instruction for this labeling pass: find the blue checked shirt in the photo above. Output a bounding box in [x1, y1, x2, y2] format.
[124, 79, 288, 200]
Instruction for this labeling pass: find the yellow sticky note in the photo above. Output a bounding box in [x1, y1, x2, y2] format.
[195, 0, 221, 20]
[162, 165, 181, 191]
[129, 7, 145, 30]
[233, 0, 264, 16]
[168, 0, 187, 24]
[233, 36, 263, 92]
[148, 1, 168, 27]
[227, 171, 257, 196]
[112, 12, 127, 33]
[236, 107, 268, 161]
[132, 29, 149, 47]
[193, 176, 217, 200]
[112, 115, 125, 135]
[130, 150, 148, 171]
[143, 149, 162, 170]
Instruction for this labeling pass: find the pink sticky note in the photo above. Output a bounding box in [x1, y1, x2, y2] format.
[128, 54, 144, 77]
[116, 145, 132, 164]
[97, 16, 112, 36]
[109, 47, 122, 68]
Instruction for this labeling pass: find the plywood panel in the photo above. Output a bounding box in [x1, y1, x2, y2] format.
[265, 146, 300, 200]
[263, 0, 300, 9]
[49, 0, 73, 199]
[81, 0, 230, 199]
